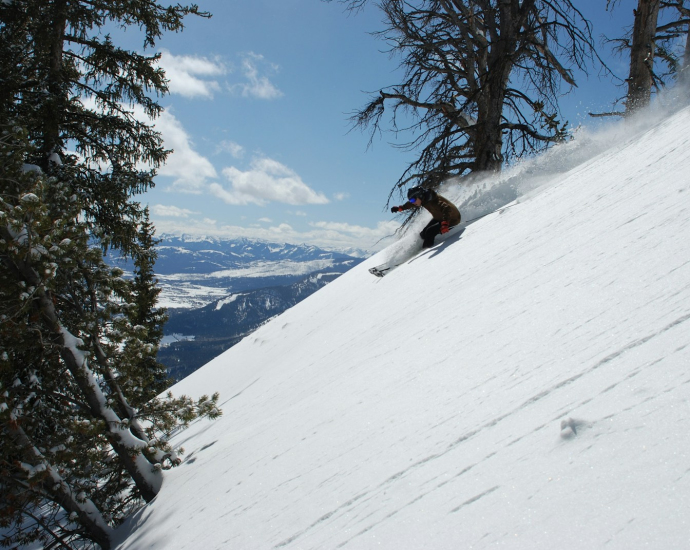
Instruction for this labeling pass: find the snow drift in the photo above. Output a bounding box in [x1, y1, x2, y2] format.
[115, 106, 690, 549]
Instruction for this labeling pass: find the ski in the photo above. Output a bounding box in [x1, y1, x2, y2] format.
[369, 265, 395, 277]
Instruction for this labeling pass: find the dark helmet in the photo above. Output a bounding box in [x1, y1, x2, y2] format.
[407, 186, 430, 202]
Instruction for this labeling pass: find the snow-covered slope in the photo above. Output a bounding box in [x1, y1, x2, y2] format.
[115, 107, 690, 550]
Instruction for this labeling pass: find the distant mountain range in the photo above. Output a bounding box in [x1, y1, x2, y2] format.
[152, 235, 365, 310]
[109, 235, 366, 309]
[155, 235, 368, 275]
[118, 235, 366, 380]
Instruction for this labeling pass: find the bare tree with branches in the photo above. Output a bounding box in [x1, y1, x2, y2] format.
[333, 0, 598, 198]
[607, 0, 662, 114]
[656, 1, 690, 86]
[629, 0, 661, 112]
[603, 0, 689, 117]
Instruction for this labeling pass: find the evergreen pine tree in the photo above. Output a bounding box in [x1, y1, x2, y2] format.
[119, 207, 171, 407]
[1, 1, 221, 548]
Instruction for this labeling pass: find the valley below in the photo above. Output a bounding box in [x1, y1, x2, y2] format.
[127, 235, 365, 380]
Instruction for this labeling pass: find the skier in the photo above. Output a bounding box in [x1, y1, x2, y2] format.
[391, 186, 461, 248]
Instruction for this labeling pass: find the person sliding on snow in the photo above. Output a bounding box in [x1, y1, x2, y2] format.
[391, 186, 461, 248]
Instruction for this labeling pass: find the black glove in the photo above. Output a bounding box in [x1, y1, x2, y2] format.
[391, 206, 401, 213]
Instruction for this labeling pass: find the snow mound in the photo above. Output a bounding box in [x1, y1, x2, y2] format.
[115, 106, 690, 550]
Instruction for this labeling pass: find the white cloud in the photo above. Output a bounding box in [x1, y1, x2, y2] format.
[269, 223, 294, 234]
[258, 217, 273, 223]
[213, 157, 329, 206]
[310, 220, 399, 241]
[157, 49, 225, 99]
[216, 140, 246, 159]
[156, 50, 282, 101]
[153, 110, 218, 192]
[334, 192, 350, 201]
[151, 204, 198, 218]
[153, 217, 397, 253]
[231, 52, 283, 100]
[77, 97, 217, 193]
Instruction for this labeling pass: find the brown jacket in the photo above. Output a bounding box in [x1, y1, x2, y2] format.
[400, 190, 461, 226]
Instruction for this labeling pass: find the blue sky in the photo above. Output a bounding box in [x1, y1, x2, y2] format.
[125, 1, 638, 251]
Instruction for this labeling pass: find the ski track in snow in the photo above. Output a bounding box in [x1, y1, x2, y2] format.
[114, 107, 690, 549]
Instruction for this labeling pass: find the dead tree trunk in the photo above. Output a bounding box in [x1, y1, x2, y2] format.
[681, 21, 690, 86]
[627, 0, 660, 113]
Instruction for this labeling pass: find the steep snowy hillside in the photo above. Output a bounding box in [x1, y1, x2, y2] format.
[115, 107, 690, 550]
